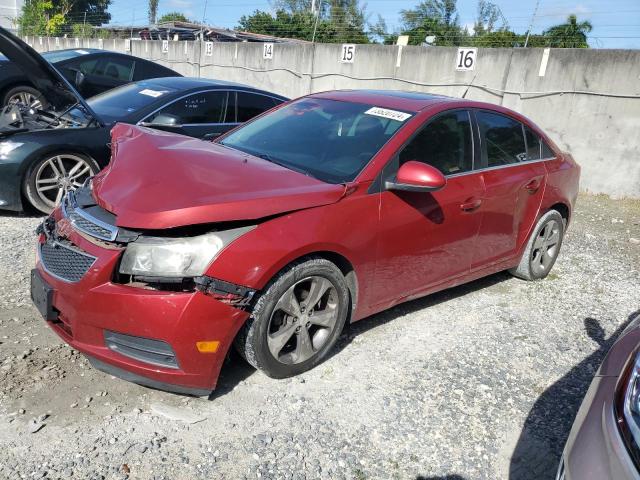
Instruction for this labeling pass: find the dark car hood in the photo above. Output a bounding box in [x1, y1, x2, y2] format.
[0, 27, 99, 119]
[93, 124, 346, 229]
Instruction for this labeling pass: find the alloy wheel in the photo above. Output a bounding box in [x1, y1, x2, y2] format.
[267, 275, 340, 365]
[34, 154, 94, 209]
[8, 91, 43, 109]
[530, 219, 561, 276]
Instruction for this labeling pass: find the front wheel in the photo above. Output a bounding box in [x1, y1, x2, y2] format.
[24, 153, 99, 214]
[235, 258, 350, 379]
[3, 85, 47, 109]
[509, 210, 565, 281]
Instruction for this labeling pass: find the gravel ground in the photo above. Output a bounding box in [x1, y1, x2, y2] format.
[0, 193, 638, 480]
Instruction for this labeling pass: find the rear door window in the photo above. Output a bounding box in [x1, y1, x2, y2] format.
[236, 92, 279, 122]
[542, 141, 556, 159]
[399, 110, 473, 175]
[93, 56, 135, 82]
[477, 111, 527, 166]
[148, 91, 227, 124]
[524, 125, 541, 161]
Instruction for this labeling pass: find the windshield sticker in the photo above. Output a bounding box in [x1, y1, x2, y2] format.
[365, 107, 412, 122]
[74, 49, 90, 55]
[139, 89, 168, 98]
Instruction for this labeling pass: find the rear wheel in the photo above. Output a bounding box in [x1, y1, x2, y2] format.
[24, 153, 98, 214]
[235, 258, 349, 379]
[3, 85, 47, 109]
[509, 210, 565, 281]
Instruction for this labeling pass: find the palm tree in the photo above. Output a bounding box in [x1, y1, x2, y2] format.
[543, 14, 592, 48]
[148, 0, 159, 24]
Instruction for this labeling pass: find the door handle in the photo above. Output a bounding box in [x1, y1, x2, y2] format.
[460, 198, 482, 212]
[524, 179, 541, 193]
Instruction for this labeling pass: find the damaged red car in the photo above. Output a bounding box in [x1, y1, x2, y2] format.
[31, 90, 580, 395]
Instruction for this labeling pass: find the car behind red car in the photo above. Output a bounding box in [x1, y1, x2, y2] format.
[31, 90, 580, 395]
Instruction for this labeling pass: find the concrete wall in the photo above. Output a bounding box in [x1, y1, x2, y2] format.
[0, 0, 22, 30]
[23, 36, 640, 198]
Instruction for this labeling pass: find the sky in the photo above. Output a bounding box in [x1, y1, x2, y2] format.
[105, 0, 640, 48]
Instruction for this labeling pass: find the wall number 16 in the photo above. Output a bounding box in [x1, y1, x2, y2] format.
[456, 48, 477, 71]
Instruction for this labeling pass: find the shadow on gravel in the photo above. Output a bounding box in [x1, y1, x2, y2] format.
[0, 208, 43, 218]
[509, 309, 640, 480]
[208, 349, 256, 400]
[330, 270, 513, 360]
[206, 271, 512, 399]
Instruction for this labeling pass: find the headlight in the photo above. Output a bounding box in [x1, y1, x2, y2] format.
[0, 141, 23, 159]
[617, 350, 640, 468]
[119, 226, 255, 278]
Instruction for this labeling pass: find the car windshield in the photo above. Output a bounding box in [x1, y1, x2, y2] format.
[219, 98, 411, 183]
[86, 82, 178, 124]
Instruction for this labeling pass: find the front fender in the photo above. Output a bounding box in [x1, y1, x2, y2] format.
[206, 187, 379, 321]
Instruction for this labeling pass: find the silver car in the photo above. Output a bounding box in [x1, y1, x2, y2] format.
[559, 312, 640, 479]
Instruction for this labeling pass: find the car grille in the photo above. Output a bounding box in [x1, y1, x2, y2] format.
[62, 192, 118, 242]
[40, 241, 96, 282]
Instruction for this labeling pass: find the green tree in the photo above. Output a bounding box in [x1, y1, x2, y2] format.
[71, 22, 93, 37]
[157, 11, 190, 23]
[542, 14, 592, 48]
[237, 0, 369, 43]
[399, 0, 467, 45]
[148, 0, 159, 24]
[17, 0, 50, 35]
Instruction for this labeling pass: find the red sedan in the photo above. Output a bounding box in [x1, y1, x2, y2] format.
[31, 90, 580, 395]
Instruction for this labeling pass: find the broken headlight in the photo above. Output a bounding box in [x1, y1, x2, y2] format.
[119, 226, 255, 278]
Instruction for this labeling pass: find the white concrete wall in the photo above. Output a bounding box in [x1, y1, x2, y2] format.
[23, 36, 640, 198]
[0, 0, 22, 30]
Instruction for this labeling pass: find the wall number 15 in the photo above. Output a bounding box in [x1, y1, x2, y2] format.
[341, 44, 355, 63]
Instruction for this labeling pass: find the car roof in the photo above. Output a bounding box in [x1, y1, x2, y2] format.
[46, 48, 103, 55]
[309, 89, 460, 112]
[141, 76, 287, 97]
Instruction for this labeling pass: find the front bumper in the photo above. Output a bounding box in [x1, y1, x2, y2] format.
[34, 226, 250, 395]
[561, 375, 640, 479]
[0, 159, 24, 211]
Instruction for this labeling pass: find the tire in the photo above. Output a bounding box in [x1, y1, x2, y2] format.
[509, 209, 565, 281]
[235, 257, 350, 379]
[3, 85, 47, 109]
[24, 152, 99, 214]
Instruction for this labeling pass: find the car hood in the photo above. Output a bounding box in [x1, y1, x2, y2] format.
[93, 123, 346, 229]
[0, 27, 98, 118]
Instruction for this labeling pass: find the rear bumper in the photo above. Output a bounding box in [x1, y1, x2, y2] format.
[562, 375, 640, 479]
[35, 230, 250, 394]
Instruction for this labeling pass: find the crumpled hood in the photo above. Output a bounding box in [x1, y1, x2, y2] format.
[93, 123, 346, 229]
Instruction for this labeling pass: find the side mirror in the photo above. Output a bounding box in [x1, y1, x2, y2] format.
[139, 113, 182, 128]
[385, 161, 446, 193]
[74, 69, 85, 88]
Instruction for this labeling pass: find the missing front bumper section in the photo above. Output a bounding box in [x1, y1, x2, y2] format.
[194, 276, 256, 309]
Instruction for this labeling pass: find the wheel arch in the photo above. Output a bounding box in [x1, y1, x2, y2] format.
[20, 148, 99, 210]
[549, 202, 570, 227]
[246, 249, 360, 323]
